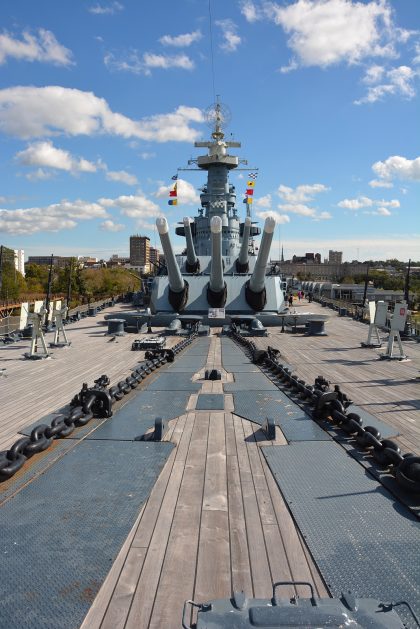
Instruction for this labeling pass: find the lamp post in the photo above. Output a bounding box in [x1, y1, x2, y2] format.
[45, 253, 54, 329]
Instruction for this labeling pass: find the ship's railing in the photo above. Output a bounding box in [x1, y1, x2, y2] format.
[313, 295, 419, 338]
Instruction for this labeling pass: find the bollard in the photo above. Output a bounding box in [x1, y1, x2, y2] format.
[107, 319, 126, 336]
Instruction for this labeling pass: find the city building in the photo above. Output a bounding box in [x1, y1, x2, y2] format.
[329, 250, 343, 264]
[149, 247, 161, 273]
[14, 249, 25, 277]
[108, 254, 130, 267]
[292, 252, 321, 264]
[130, 235, 150, 269]
[27, 255, 73, 268]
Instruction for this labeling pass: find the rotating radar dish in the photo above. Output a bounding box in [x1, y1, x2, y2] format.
[204, 101, 231, 139]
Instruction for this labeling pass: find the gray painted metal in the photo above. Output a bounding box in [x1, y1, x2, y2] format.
[86, 390, 190, 440]
[224, 372, 278, 392]
[196, 394, 225, 410]
[20, 415, 106, 439]
[344, 404, 398, 438]
[262, 442, 420, 627]
[233, 392, 330, 441]
[0, 440, 173, 629]
[144, 373, 201, 392]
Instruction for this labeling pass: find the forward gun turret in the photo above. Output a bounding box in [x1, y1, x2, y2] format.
[183, 217, 200, 273]
[207, 216, 227, 308]
[156, 217, 189, 312]
[246, 216, 276, 311]
[236, 216, 251, 273]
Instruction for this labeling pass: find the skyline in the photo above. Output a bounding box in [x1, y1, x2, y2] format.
[0, 0, 419, 262]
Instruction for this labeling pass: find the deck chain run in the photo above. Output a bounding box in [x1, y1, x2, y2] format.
[231, 329, 420, 496]
[0, 333, 198, 481]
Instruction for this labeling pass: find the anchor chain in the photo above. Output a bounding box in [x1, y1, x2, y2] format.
[231, 328, 420, 495]
[0, 333, 197, 481]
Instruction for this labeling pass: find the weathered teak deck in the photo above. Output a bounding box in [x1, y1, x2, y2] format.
[1, 300, 418, 628]
[81, 334, 327, 629]
[253, 299, 420, 457]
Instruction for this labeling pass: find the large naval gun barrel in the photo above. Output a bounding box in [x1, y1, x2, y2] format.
[207, 216, 227, 308]
[156, 217, 189, 312]
[183, 217, 200, 273]
[236, 216, 251, 273]
[246, 216, 276, 311]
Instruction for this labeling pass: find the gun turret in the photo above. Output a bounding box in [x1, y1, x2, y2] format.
[236, 216, 251, 273]
[207, 216, 227, 308]
[183, 217, 200, 273]
[156, 217, 189, 312]
[246, 216, 276, 311]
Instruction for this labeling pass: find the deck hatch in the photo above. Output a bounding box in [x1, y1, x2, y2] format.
[196, 394, 225, 410]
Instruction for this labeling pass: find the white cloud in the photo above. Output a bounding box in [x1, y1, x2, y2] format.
[375, 207, 392, 216]
[100, 219, 125, 231]
[155, 178, 200, 205]
[256, 210, 290, 224]
[0, 28, 73, 66]
[279, 203, 316, 216]
[88, 2, 123, 15]
[369, 179, 393, 188]
[355, 64, 417, 104]
[16, 141, 97, 173]
[139, 151, 156, 160]
[315, 211, 332, 220]
[99, 194, 160, 219]
[106, 170, 138, 185]
[159, 30, 202, 47]
[25, 168, 54, 181]
[104, 51, 194, 75]
[255, 193, 272, 208]
[264, 0, 410, 71]
[0, 86, 203, 142]
[240, 1, 262, 22]
[372, 155, 420, 182]
[278, 183, 329, 203]
[216, 19, 242, 52]
[338, 195, 400, 210]
[0, 199, 108, 235]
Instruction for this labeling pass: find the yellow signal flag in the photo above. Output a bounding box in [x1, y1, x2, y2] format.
[247, 181, 255, 187]
[246, 197, 253, 204]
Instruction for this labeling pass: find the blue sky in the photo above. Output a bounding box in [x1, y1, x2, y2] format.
[0, 0, 419, 262]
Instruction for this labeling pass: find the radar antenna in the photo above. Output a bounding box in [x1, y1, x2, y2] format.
[204, 99, 231, 140]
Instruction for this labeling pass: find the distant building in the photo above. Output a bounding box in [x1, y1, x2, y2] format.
[27, 255, 73, 268]
[14, 249, 25, 277]
[108, 254, 130, 267]
[292, 252, 321, 264]
[329, 250, 343, 264]
[78, 256, 98, 268]
[130, 235, 150, 269]
[149, 246, 161, 272]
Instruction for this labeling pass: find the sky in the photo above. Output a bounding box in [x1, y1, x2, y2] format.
[0, 0, 419, 263]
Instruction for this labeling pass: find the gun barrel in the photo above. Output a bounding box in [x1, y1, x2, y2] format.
[237, 216, 251, 271]
[249, 216, 275, 294]
[156, 217, 185, 293]
[209, 216, 224, 293]
[183, 217, 199, 271]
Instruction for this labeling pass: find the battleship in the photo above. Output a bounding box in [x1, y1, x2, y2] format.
[0, 104, 419, 629]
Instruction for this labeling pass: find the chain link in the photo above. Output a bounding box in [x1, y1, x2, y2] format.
[231, 328, 420, 494]
[0, 333, 197, 481]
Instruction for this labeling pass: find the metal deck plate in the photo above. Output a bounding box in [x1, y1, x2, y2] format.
[19, 415, 107, 439]
[196, 394, 225, 410]
[262, 442, 420, 627]
[168, 356, 206, 372]
[343, 404, 398, 438]
[144, 372, 201, 391]
[85, 390, 190, 440]
[233, 392, 329, 441]
[224, 372, 278, 392]
[0, 440, 173, 629]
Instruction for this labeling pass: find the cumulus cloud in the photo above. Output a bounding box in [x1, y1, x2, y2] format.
[355, 64, 417, 104]
[155, 178, 200, 205]
[0, 28, 73, 66]
[375, 207, 392, 216]
[369, 179, 393, 188]
[240, 1, 262, 22]
[254, 193, 272, 208]
[264, 0, 411, 71]
[88, 1, 123, 15]
[278, 183, 329, 203]
[0, 86, 203, 142]
[159, 30, 202, 47]
[0, 199, 108, 235]
[104, 51, 194, 75]
[100, 219, 125, 231]
[372, 155, 420, 182]
[256, 210, 290, 224]
[16, 141, 97, 174]
[338, 195, 400, 210]
[216, 19, 242, 52]
[25, 168, 54, 181]
[106, 170, 138, 185]
[99, 194, 160, 219]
